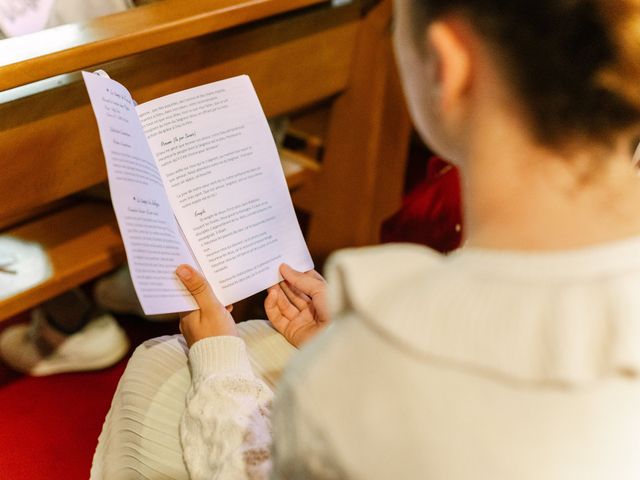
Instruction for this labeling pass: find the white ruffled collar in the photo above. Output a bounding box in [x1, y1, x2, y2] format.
[325, 239, 640, 385]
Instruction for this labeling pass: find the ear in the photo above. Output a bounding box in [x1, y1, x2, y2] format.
[426, 20, 472, 113]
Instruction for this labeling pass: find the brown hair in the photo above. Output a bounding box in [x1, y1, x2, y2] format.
[410, 0, 640, 146]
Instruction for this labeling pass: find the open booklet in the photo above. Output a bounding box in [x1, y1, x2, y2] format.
[82, 71, 313, 315]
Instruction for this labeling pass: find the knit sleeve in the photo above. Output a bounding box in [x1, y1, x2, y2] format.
[180, 336, 274, 480]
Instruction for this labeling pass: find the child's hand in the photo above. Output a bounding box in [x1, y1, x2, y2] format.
[176, 264, 237, 347]
[265, 264, 330, 348]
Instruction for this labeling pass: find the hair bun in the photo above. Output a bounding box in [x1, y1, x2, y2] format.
[597, 0, 640, 111]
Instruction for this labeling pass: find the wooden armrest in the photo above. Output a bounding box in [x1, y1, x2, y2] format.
[0, 0, 330, 91]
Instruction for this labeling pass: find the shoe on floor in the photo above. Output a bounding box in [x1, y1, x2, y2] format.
[93, 266, 145, 316]
[0, 308, 130, 376]
[94, 265, 178, 321]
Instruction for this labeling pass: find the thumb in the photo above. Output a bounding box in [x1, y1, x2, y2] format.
[176, 264, 219, 313]
[280, 264, 324, 297]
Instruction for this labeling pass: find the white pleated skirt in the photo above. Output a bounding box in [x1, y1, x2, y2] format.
[91, 320, 296, 479]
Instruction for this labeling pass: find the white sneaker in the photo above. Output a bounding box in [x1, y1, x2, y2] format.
[94, 265, 178, 321]
[93, 266, 145, 316]
[0, 308, 130, 376]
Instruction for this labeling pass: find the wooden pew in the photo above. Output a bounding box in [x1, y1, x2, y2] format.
[0, 0, 411, 321]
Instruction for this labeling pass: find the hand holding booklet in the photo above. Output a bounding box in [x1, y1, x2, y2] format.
[82, 71, 313, 315]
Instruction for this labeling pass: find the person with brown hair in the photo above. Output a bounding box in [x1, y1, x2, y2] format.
[93, 1, 640, 478]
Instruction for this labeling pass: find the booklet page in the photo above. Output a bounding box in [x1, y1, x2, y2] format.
[83, 71, 198, 315]
[137, 75, 313, 306]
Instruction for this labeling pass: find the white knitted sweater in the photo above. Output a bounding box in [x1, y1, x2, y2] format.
[181, 240, 640, 479]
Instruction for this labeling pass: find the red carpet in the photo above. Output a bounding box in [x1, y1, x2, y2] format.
[0, 314, 179, 480]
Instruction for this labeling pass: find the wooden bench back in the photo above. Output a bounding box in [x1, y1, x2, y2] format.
[0, 0, 358, 228]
